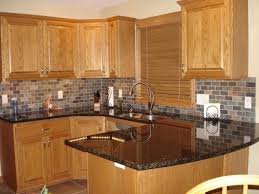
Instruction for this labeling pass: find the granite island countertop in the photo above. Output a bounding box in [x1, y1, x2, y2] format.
[1, 106, 258, 171]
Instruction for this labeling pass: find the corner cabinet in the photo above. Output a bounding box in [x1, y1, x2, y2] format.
[178, 0, 248, 79]
[78, 22, 108, 78]
[1, 16, 44, 80]
[108, 18, 136, 78]
[43, 20, 77, 78]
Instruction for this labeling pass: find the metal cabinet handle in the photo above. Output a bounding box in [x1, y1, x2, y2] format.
[45, 67, 49, 76]
[42, 128, 50, 132]
[98, 124, 102, 132]
[43, 141, 46, 148]
[47, 140, 51, 147]
[40, 68, 44, 77]
[181, 64, 185, 73]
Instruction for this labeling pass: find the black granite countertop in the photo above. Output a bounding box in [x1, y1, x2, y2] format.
[1, 106, 258, 171]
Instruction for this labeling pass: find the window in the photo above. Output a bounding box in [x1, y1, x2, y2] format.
[136, 13, 195, 107]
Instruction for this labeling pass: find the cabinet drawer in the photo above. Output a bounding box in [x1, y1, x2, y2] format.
[44, 117, 70, 134]
[14, 120, 44, 139]
[14, 118, 70, 139]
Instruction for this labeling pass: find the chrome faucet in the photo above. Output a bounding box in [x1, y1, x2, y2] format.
[128, 82, 155, 115]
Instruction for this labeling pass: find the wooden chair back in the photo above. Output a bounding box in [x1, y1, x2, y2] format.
[186, 175, 259, 194]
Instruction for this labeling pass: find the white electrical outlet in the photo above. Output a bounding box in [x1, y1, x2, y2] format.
[118, 89, 123, 98]
[245, 97, 252, 109]
[58, 91, 63, 99]
[2, 94, 8, 104]
[197, 94, 209, 105]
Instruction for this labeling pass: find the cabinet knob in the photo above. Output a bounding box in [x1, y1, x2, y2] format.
[43, 141, 46, 148]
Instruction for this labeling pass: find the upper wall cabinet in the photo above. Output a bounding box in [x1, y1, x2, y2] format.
[108, 18, 136, 78]
[1, 16, 44, 80]
[44, 20, 77, 78]
[178, 0, 248, 79]
[78, 22, 108, 78]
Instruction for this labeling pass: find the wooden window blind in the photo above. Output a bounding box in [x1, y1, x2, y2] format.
[136, 13, 195, 107]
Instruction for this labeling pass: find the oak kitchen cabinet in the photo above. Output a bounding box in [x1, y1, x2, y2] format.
[70, 116, 146, 179]
[1, 16, 44, 80]
[178, 0, 248, 79]
[78, 22, 108, 78]
[1, 16, 77, 80]
[108, 17, 136, 78]
[0, 14, 136, 80]
[0, 118, 71, 192]
[43, 20, 77, 78]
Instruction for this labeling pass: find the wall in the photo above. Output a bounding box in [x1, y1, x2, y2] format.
[0, 0, 106, 19]
[248, 1, 259, 193]
[101, 0, 180, 19]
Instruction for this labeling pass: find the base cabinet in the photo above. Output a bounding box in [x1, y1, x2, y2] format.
[0, 118, 71, 193]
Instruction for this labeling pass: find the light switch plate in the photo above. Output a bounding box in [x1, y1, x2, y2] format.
[245, 97, 252, 109]
[58, 91, 63, 99]
[118, 89, 123, 98]
[197, 94, 209, 105]
[2, 94, 8, 105]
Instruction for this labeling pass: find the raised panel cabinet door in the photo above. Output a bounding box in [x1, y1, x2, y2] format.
[108, 19, 136, 78]
[16, 135, 46, 190]
[181, 1, 229, 78]
[1, 16, 44, 80]
[79, 22, 108, 77]
[108, 20, 119, 78]
[70, 116, 105, 179]
[44, 20, 77, 78]
[47, 131, 71, 182]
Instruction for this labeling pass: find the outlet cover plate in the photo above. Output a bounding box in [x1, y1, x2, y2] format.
[58, 91, 63, 99]
[197, 94, 209, 105]
[2, 94, 8, 105]
[204, 103, 220, 118]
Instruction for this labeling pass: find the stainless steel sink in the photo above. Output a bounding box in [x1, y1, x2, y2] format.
[119, 113, 170, 121]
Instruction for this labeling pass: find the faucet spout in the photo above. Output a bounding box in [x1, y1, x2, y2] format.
[128, 82, 155, 115]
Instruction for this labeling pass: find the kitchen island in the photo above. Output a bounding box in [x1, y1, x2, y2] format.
[65, 113, 259, 194]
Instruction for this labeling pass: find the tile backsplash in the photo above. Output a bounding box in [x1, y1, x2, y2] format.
[0, 77, 256, 123]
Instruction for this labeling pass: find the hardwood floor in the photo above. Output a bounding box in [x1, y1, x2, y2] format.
[0, 179, 87, 194]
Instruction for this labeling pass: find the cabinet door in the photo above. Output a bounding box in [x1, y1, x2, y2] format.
[70, 116, 105, 179]
[44, 20, 77, 78]
[108, 20, 119, 78]
[181, 1, 228, 78]
[79, 22, 108, 77]
[108, 19, 135, 78]
[47, 131, 71, 182]
[16, 135, 46, 190]
[1, 16, 44, 80]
